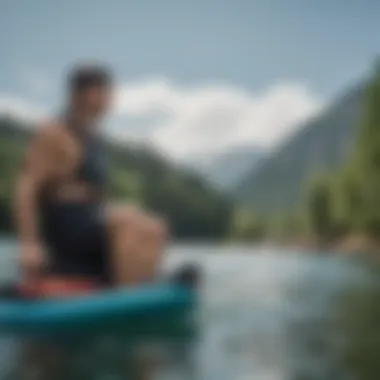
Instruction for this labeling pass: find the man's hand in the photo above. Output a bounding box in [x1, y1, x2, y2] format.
[19, 242, 46, 278]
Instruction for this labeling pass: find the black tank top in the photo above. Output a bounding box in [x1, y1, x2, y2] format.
[64, 114, 107, 192]
[38, 116, 108, 275]
[39, 115, 108, 229]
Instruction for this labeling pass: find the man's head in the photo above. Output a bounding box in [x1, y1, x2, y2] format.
[67, 63, 113, 120]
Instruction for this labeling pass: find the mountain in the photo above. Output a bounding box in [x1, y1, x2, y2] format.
[187, 145, 265, 191]
[233, 81, 367, 214]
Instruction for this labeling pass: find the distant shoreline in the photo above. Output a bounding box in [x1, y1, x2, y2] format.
[275, 232, 380, 257]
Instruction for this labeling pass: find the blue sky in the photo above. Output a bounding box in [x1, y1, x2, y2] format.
[1, 0, 380, 160]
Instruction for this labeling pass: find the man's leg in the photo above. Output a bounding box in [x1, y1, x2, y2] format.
[135, 214, 168, 282]
[106, 206, 168, 286]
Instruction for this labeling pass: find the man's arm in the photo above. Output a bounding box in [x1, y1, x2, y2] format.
[13, 124, 61, 271]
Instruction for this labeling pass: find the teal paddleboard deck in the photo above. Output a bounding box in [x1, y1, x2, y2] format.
[0, 283, 195, 335]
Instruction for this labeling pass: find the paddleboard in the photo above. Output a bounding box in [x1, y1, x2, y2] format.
[0, 282, 196, 335]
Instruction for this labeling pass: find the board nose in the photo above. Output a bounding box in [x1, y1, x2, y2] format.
[171, 263, 201, 290]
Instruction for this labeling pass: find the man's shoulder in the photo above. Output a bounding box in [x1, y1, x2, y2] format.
[33, 117, 71, 147]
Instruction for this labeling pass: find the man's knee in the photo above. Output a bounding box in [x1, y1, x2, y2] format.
[107, 205, 141, 231]
[153, 217, 169, 241]
[107, 205, 168, 243]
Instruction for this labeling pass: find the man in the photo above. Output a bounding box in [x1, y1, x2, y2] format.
[13, 63, 168, 297]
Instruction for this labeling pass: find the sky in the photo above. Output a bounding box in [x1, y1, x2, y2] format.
[1, 0, 380, 162]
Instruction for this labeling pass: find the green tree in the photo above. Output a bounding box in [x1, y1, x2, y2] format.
[333, 164, 363, 234]
[0, 137, 26, 232]
[229, 209, 266, 242]
[266, 211, 305, 243]
[304, 173, 337, 244]
[348, 63, 380, 237]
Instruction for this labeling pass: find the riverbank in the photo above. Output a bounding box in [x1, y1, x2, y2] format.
[333, 232, 380, 256]
[278, 232, 380, 257]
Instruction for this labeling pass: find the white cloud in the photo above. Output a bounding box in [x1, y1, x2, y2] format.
[0, 95, 45, 122]
[115, 78, 322, 161]
[1, 76, 322, 162]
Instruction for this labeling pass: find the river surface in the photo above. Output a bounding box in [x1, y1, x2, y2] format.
[0, 240, 378, 380]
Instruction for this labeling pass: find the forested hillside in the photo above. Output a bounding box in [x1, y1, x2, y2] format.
[234, 81, 366, 213]
[0, 115, 233, 239]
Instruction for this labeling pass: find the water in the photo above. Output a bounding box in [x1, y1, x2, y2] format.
[0, 240, 378, 380]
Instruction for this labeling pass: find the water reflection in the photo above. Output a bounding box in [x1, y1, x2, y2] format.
[335, 259, 380, 380]
[0, 246, 379, 380]
[2, 314, 198, 380]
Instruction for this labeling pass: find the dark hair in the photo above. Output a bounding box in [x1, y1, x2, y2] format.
[68, 63, 113, 92]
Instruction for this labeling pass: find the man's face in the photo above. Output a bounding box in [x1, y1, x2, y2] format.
[73, 84, 113, 119]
